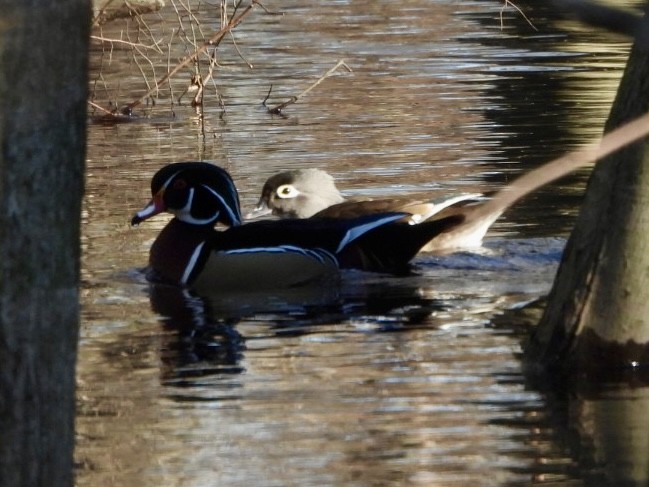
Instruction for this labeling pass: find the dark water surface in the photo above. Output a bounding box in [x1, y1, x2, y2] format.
[78, 1, 649, 485]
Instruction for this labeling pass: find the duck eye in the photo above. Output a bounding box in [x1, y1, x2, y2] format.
[173, 179, 188, 190]
[276, 184, 298, 199]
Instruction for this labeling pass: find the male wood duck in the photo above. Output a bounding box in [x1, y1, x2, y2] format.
[249, 164, 572, 253]
[131, 162, 464, 292]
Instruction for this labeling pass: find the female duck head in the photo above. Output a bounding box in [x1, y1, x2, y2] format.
[131, 162, 242, 227]
[253, 168, 344, 218]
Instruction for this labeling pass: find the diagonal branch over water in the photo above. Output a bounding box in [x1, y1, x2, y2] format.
[472, 110, 649, 222]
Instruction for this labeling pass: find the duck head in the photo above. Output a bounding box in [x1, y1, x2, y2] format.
[249, 168, 345, 219]
[131, 162, 242, 227]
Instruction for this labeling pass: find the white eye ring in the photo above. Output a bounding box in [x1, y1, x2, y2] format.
[276, 184, 300, 199]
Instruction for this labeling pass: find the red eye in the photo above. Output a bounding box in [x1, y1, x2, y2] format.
[173, 179, 187, 190]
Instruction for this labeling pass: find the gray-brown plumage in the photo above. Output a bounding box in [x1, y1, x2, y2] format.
[249, 168, 486, 253]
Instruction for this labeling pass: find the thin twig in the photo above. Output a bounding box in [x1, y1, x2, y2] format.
[90, 35, 162, 51]
[176, 0, 208, 40]
[132, 7, 165, 52]
[264, 60, 353, 115]
[500, 0, 538, 31]
[229, 31, 254, 68]
[167, 28, 177, 104]
[253, 0, 283, 15]
[127, 27, 158, 99]
[88, 100, 114, 115]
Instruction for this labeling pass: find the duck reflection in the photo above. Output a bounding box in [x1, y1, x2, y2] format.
[147, 236, 566, 385]
[148, 275, 448, 382]
[149, 284, 247, 378]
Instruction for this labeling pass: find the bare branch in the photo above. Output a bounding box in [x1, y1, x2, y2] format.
[229, 31, 253, 68]
[473, 110, 649, 222]
[118, 1, 256, 112]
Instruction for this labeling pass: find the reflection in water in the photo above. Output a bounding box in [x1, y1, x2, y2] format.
[77, 0, 649, 485]
[149, 270, 451, 382]
[151, 285, 247, 378]
[148, 237, 565, 376]
[574, 386, 649, 486]
[527, 375, 649, 486]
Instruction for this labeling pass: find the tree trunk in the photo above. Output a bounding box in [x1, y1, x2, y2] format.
[0, 1, 90, 486]
[527, 6, 649, 374]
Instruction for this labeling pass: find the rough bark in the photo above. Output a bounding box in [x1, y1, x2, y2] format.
[527, 6, 649, 373]
[0, 1, 90, 486]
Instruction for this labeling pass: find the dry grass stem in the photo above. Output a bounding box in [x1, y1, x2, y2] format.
[88, 100, 114, 115]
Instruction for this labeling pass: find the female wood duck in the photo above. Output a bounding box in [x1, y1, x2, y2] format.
[131, 162, 463, 292]
[248, 168, 489, 253]
[248, 163, 575, 253]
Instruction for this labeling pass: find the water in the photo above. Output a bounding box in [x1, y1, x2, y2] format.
[78, 1, 649, 485]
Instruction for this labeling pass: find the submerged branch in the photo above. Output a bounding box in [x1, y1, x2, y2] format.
[264, 60, 353, 115]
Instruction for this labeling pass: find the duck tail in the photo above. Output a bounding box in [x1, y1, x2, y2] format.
[338, 214, 465, 274]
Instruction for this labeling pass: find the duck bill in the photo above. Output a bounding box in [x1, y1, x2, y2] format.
[245, 200, 273, 220]
[131, 194, 165, 226]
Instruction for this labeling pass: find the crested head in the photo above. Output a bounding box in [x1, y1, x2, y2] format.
[258, 168, 345, 218]
[132, 162, 242, 227]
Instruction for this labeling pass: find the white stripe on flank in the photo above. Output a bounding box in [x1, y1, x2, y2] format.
[181, 241, 206, 285]
[336, 214, 405, 253]
[224, 245, 338, 266]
